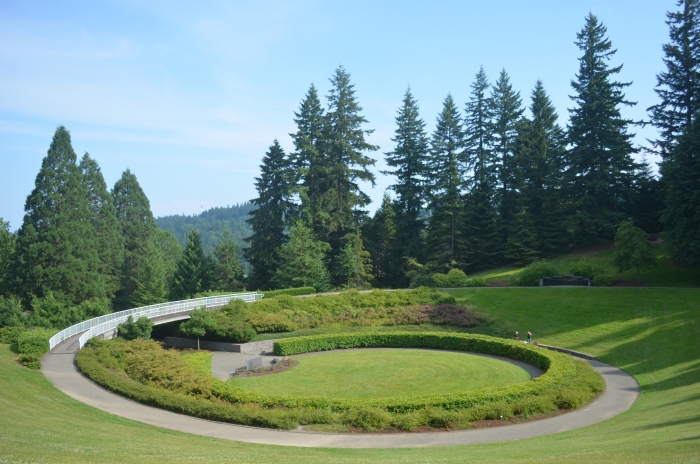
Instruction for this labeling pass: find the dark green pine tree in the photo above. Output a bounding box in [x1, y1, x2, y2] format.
[489, 69, 525, 258]
[627, 157, 665, 234]
[154, 228, 182, 291]
[213, 228, 245, 291]
[272, 221, 331, 292]
[661, 117, 700, 264]
[131, 238, 168, 307]
[79, 153, 124, 302]
[0, 218, 16, 296]
[112, 169, 158, 309]
[425, 94, 468, 271]
[13, 127, 106, 307]
[362, 193, 399, 287]
[463, 69, 499, 271]
[566, 13, 639, 243]
[171, 229, 206, 299]
[244, 140, 295, 290]
[509, 81, 568, 261]
[382, 88, 430, 273]
[648, 0, 700, 158]
[290, 84, 327, 234]
[320, 66, 378, 284]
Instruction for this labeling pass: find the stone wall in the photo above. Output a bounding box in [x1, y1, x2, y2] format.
[163, 336, 276, 353]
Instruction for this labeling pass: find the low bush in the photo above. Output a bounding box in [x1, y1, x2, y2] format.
[569, 261, 605, 280]
[593, 274, 616, 286]
[0, 325, 26, 345]
[118, 316, 153, 340]
[410, 275, 436, 288]
[464, 277, 488, 287]
[513, 260, 560, 286]
[244, 312, 299, 333]
[16, 328, 55, 369]
[433, 269, 469, 288]
[342, 407, 392, 431]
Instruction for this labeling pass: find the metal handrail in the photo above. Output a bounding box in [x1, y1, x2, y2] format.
[48, 292, 263, 351]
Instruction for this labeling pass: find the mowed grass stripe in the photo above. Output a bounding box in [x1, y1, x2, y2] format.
[227, 349, 532, 398]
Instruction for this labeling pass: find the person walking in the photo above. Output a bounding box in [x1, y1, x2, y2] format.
[527, 331, 532, 343]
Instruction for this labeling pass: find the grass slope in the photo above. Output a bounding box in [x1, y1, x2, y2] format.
[472, 242, 700, 287]
[228, 349, 531, 398]
[0, 288, 698, 463]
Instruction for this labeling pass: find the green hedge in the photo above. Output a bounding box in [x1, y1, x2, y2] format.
[261, 287, 317, 298]
[204, 332, 583, 413]
[16, 329, 55, 369]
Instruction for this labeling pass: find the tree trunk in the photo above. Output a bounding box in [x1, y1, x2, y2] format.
[197, 337, 200, 350]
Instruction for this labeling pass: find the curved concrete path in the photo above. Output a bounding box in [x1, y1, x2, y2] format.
[42, 334, 639, 448]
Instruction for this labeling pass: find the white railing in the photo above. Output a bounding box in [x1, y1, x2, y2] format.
[48, 292, 263, 351]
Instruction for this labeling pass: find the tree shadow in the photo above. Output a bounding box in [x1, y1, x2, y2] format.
[634, 414, 700, 431]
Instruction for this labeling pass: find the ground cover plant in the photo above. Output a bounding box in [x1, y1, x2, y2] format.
[0, 287, 699, 462]
[75, 331, 602, 432]
[228, 349, 532, 398]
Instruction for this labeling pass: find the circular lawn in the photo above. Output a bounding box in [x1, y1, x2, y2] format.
[227, 349, 534, 399]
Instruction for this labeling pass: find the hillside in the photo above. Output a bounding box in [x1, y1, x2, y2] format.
[155, 203, 253, 254]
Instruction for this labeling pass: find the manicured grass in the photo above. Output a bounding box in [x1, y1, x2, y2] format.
[470, 242, 700, 287]
[228, 349, 532, 398]
[0, 287, 698, 462]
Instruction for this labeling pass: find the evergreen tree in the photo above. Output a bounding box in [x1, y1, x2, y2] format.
[131, 238, 167, 307]
[627, 157, 665, 234]
[339, 229, 373, 289]
[272, 222, 331, 292]
[154, 228, 182, 291]
[661, 117, 700, 264]
[566, 13, 638, 243]
[362, 193, 400, 288]
[112, 169, 158, 309]
[214, 228, 245, 291]
[383, 88, 430, 267]
[648, 0, 700, 158]
[244, 140, 295, 289]
[463, 68, 499, 270]
[13, 127, 106, 307]
[319, 67, 378, 283]
[290, 84, 326, 234]
[613, 220, 658, 283]
[79, 153, 124, 302]
[490, 69, 525, 256]
[425, 94, 467, 271]
[171, 229, 206, 300]
[0, 218, 14, 296]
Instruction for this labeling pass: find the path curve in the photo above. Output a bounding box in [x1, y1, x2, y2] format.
[42, 334, 639, 449]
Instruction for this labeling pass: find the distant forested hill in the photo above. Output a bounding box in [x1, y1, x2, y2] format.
[156, 203, 253, 255]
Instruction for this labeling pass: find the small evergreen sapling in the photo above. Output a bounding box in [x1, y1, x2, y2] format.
[613, 220, 657, 283]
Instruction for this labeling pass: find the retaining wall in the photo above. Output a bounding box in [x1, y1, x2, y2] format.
[163, 337, 276, 353]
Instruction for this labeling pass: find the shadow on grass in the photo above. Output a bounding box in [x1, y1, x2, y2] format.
[634, 414, 700, 431]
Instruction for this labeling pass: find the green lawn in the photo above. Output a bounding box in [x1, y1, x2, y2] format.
[0, 287, 699, 463]
[228, 349, 531, 398]
[471, 242, 700, 287]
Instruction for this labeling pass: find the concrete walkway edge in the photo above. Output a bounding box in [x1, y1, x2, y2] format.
[42, 335, 640, 449]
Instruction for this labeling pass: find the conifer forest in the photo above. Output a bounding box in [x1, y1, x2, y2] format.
[1, 8, 699, 326]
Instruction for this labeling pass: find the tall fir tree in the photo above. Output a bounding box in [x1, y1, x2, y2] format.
[290, 84, 327, 234]
[272, 222, 331, 292]
[13, 127, 106, 307]
[489, 69, 525, 258]
[244, 140, 295, 289]
[112, 169, 158, 309]
[79, 153, 124, 302]
[131, 238, 168, 307]
[213, 228, 245, 291]
[319, 67, 378, 284]
[382, 88, 430, 269]
[171, 229, 206, 299]
[0, 218, 15, 296]
[425, 94, 468, 271]
[339, 229, 373, 289]
[362, 193, 398, 287]
[463, 68, 499, 271]
[154, 228, 182, 291]
[566, 13, 639, 243]
[648, 0, 700, 158]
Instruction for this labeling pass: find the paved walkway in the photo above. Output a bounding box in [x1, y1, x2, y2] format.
[42, 334, 639, 448]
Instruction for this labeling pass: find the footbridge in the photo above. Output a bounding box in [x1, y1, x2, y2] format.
[47, 292, 263, 352]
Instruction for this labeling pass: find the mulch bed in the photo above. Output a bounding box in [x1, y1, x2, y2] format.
[231, 358, 299, 377]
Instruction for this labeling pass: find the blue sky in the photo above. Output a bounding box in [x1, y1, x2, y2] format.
[0, 0, 673, 230]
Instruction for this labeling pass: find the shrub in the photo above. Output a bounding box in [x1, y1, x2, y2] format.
[0, 296, 25, 328]
[592, 274, 616, 286]
[244, 312, 299, 333]
[410, 274, 436, 288]
[0, 325, 26, 345]
[514, 260, 560, 286]
[464, 277, 488, 287]
[118, 316, 154, 340]
[569, 261, 604, 280]
[433, 269, 469, 287]
[342, 407, 392, 431]
[427, 305, 481, 327]
[16, 328, 55, 369]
